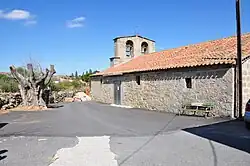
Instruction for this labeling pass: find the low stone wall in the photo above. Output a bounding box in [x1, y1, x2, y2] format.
[0, 91, 76, 110]
[52, 91, 75, 103]
[0, 90, 91, 111]
[52, 90, 91, 103]
[0, 93, 22, 110]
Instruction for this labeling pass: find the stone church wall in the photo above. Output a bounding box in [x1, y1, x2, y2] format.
[91, 65, 234, 117]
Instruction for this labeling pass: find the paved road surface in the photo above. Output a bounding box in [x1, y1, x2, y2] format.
[0, 102, 250, 165]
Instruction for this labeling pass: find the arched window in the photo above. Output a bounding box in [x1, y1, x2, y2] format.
[126, 40, 134, 57]
[141, 42, 148, 54]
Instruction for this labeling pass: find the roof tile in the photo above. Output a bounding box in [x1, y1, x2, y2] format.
[95, 33, 250, 76]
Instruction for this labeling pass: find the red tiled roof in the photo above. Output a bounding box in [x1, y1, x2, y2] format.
[0, 72, 9, 75]
[95, 33, 250, 76]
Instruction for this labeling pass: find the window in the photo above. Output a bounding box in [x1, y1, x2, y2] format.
[141, 42, 148, 54]
[185, 78, 192, 88]
[126, 40, 134, 57]
[136, 76, 140, 85]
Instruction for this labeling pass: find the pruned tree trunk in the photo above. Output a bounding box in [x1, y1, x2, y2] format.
[9, 64, 56, 108]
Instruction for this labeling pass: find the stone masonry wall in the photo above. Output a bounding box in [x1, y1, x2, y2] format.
[242, 58, 250, 114]
[91, 65, 234, 117]
[91, 77, 115, 104]
[114, 36, 155, 63]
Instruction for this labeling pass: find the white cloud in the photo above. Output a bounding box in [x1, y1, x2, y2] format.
[0, 10, 4, 17]
[66, 16, 85, 28]
[4, 10, 30, 20]
[72, 17, 85, 22]
[0, 9, 37, 25]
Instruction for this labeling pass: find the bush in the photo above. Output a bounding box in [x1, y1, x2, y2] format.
[49, 82, 61, 92]
[0, 74, 9, 81]
[0, 74, 19, 93]
[71, 80, 82, 89]
[49, 80, 85, 92]
[58, 81, 74, 90]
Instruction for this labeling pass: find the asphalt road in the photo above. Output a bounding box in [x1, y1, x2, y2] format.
[0, 101, 250, 165]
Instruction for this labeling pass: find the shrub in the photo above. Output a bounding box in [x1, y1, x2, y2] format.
[0, 74, 9, 81]
[71, 80, 82, 89]
[49, 82, 61, 92]
[0, 74, 19, 93]
[48, 80, 85, 92]
[58, 81, 74, 90]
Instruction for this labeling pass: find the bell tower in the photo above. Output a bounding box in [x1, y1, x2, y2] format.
[110, 35, 155, 67]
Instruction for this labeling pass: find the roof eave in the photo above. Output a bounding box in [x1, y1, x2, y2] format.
[94, 62, 236, 77]
[242, 54, 250, 64]
[90, 72, 124, 77]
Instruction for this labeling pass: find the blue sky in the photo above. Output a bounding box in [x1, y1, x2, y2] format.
[0, 0, 249, 75]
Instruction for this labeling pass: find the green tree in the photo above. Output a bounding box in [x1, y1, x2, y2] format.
[89, 69, 92, 74]
[93, 70, 99, 74]
[71, 73, 74, 78]
[16, 67, 28, 76]
[75, 71, 78, 78]
[79, 69, 96, 82]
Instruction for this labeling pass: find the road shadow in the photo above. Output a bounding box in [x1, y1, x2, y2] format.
[183, 120, 250, 153]
[47, 104, 64, 109]
[0, 150, 8, 161]
[0, 123, 8, 161]
[0, 123, 8, 129]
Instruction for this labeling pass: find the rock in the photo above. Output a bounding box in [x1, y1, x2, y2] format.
[73, 92, 91, 102]
[64, 97, 74, 103]
[0, 98, 4, 108]
[9, 98, 16, 103]
[0, 92, 22, 110]
[49, 96, 55, 104]
[1, 103, 13, 110]
[73, 97, 82, 102]
[53, 91, 75, 103]
[1, 105, 8, 110]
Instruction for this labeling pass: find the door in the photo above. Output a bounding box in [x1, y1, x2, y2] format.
[114, 81, 121, 105]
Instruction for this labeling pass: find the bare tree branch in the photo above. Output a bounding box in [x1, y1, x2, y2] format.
[9, 65, 28, 87]
[27, 63, 36, 83]
[45, 65, 56, 86]
[50, 65, 56, 74]
[38, 63, 43, 74]
[36, 68, 49, 85]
